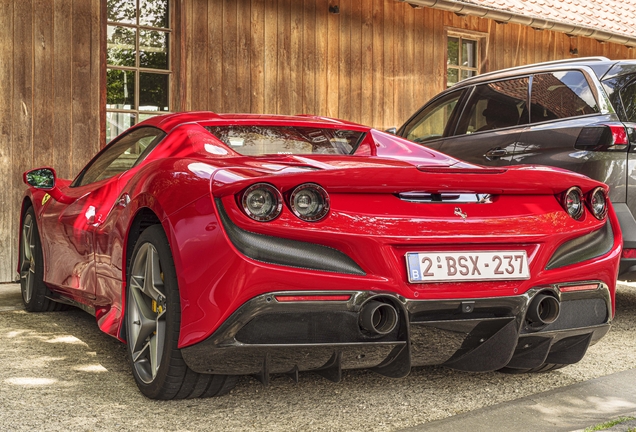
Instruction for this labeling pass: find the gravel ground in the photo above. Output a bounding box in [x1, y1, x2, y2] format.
[1, 282, 635, 431]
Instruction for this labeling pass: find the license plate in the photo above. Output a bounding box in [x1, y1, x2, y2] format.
[406, 251, 530, 283]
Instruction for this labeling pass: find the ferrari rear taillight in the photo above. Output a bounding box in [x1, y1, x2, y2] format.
[289, 183, 330, 222]
[587, 187, 608, 220]
[240, 183, 283, 222]
[561, 187, 584, 220]
[574, 123, 629, 151]
[558, 186, 608, 221]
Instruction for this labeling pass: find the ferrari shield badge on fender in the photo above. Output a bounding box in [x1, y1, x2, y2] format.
[41, 193, 51, 206]
[454, 207, 467, 220]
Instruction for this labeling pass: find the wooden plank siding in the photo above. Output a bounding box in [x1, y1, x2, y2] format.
[2, 0, 636, 282]
[0, 0, 101, 282]
[180, 0, 636, 127]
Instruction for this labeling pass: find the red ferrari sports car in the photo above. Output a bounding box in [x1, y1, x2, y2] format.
[19, 112, 621, 399]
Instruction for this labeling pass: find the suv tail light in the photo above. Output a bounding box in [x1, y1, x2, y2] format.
[574, 123, 629, 151]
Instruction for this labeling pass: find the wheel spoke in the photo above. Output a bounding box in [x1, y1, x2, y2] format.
[143, 246, 164, 301]
[129, 289, 157, 353]
[22, 218, 33, 262]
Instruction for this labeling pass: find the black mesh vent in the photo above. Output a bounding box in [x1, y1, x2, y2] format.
[546, 222, 613, 270]
[216, 199, 366, 275]
[235, 312, 399, 344]
[524, 298, 608, 333]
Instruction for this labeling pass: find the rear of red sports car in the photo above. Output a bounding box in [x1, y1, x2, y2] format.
[18, 113, 621, 399]
[158, 118, 621, 384]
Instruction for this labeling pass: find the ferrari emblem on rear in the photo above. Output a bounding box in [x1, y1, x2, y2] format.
[454, 207, 467, 220]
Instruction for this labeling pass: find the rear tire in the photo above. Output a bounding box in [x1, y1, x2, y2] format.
[126, 224, 237, 399]
[20, 207, 65, 312]
[499, 363, 568, 374]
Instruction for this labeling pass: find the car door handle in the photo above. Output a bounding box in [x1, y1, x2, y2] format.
[485, 148, 508, 158]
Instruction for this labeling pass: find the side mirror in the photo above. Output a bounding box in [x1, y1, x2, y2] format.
[385, 127, 398, 135]
[23, 167, 73, 204]
[24, 168, 56, 189]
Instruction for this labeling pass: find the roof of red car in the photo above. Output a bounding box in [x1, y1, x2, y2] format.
[138, 111, 367, 133]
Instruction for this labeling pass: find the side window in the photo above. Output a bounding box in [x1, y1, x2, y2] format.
[530, 71, 599, 123]
[619, 78, 636, 122]
[455, 77, 529, 135]
[404, 90, 464, 143]
[73, 127, 165, 187]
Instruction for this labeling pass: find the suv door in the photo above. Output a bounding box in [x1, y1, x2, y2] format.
[435, 77, 530, 166]
[512, 70, 622, 201]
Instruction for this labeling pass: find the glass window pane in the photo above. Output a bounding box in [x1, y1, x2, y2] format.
[107, 0, 136, 24]
[138, 113, 159, 123]
[405, 90, 463, 143]
[80, 127, 164, 185]
[107, 69, 136, 109]
[140, 0, 169, 28]
[456, 77, 529, 134]
[107, 26, 136, 67]
[530, 71, 599, 122]
[461, 70, 475, 81]
[447, 68, 459, 87]
[620, 78, 636, 122]
[139, 30, 169, 70]
[139, 72, 169, 111]
[447, 37, 459, 66]
[106, 112, 136, 143]
[462, 40, 477, 67]
[206, 126, 363, 156]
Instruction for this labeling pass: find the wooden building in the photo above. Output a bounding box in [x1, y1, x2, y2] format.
[1, 0, 635, 283]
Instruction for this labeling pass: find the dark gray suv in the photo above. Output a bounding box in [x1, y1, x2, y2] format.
[398, 57, 636, 280]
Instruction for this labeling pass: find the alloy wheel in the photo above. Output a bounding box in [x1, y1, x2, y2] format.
[20, 213, 36, 303]
[127, 242, 167, 384]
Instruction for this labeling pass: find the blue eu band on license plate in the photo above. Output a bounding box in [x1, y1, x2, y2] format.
[406, 251, 530, 283]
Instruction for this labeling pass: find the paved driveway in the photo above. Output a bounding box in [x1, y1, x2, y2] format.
[1, 282, 636, 431]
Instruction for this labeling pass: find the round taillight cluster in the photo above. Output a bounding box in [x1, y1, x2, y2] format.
[241, 183, 283, 222]
[560, 186, 608, 221]
[588, 187, 607, 220]
[240, 183, 330, 222]
[290, 184, 330, 221]
[563, 187, 584, 220]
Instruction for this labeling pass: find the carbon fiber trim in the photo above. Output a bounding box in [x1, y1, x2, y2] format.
[546, 221, 613, 270]
[216, 199, 366, 275]
[180, 286, 611, 376]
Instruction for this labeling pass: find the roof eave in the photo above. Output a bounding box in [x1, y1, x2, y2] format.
[401, 0, 636, 48]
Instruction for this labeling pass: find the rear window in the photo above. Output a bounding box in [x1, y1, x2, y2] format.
[530, 71, 599, 123]
[619, 78, 636, 122]
[205, 126, 365, 156]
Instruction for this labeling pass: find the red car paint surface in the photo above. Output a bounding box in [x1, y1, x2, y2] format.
[20, 112, 621, 352]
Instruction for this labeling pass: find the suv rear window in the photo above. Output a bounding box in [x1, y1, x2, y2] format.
[530, 71, 599, 123]
[205, 126, 364, 156]
[619, 78, 636, 122]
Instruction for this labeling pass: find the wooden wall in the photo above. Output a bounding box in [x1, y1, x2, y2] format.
[1, 0, 635, 282]
[180, 0, 636, 130]
[0, 0, 102, 283]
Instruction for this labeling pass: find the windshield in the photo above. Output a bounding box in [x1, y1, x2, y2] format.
[205, 126, 365, 156]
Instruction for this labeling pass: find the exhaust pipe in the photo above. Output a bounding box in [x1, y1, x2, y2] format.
[360, 301, 398, 335]
[527, 293, 560, 326]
